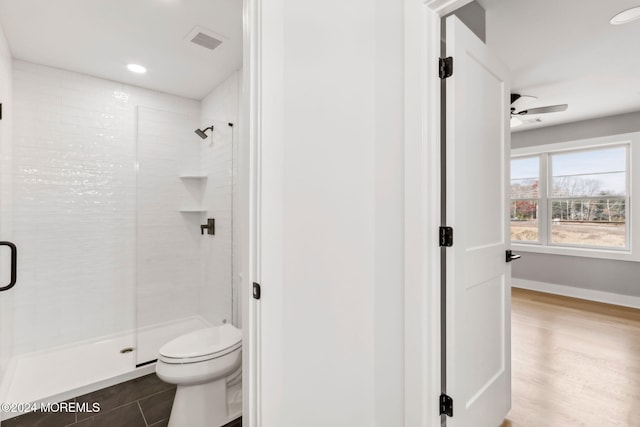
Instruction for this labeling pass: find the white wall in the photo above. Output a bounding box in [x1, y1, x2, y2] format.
[11, 60, 201, 354]
[0, 20, 13, 382]
[511, 112, 640, 297]
[257, 0, 405, 425]
[199, 70, 241, 327]
[512, 111, 640, 149]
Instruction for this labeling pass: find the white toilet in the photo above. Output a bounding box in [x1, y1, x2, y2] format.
[156, 324, 242, 427]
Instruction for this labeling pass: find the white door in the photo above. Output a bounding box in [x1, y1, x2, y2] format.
[444, 15, 512, 427]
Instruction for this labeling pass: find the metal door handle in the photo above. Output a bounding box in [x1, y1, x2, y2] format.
[505, 249, 521, 263]
[0, 241, 17, 292]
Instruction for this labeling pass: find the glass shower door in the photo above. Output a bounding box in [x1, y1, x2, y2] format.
[135, 106, 236, 365]
[0, 118, 15, 413]
[0, 68, 139, 410]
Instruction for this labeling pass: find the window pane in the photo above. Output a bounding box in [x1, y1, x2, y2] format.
[511, 157, 539, 198]
[550, 198, 626, 248]
[551, 147, 626, 197]
[511, 199, 539, 242]
[512, 178, 540, 198]
[551, 172, 625, 197]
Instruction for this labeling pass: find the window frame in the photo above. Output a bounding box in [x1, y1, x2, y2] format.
[511, 132, 639, 262]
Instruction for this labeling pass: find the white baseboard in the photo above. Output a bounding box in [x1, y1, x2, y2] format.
[511, 278, 640, 309]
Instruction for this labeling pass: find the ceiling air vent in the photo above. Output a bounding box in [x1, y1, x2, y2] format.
[190, 31, 223, 51]
[184, 26, 227, 52]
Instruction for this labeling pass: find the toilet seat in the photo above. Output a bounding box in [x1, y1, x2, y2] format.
[159, 325, 242, 364]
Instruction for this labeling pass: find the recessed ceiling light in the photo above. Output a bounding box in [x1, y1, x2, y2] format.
[610, 6, 640, 25]
[127, 63, 147, 74]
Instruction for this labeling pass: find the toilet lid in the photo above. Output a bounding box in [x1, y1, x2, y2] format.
[159, 325, 242, 362]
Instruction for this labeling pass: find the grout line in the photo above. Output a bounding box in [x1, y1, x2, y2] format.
[137, 400, 150, 427]
[75, 400, 138, 424]
[137, 387, 176, 426]
[140, 386, 176, 402]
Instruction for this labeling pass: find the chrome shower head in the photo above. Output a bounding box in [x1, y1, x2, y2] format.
[195, 125, 214, 139]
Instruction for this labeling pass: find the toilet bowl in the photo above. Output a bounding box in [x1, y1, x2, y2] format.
[156, 324, 242, 427]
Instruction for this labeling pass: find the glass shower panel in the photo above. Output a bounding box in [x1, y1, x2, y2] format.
[135, 108, 235, 365]
[135, 106, 216, 365]
[199, 120, 235, 327]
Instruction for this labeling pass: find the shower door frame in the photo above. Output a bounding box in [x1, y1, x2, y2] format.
[0, 94, 13, 405]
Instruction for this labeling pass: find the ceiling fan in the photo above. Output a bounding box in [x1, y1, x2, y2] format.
[510, 94, 568, 127]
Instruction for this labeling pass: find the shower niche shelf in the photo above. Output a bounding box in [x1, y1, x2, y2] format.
[179, 174, 208, 180]
[179, 174, 206, 213]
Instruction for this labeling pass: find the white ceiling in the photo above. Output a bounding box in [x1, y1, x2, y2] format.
[0, 0, 243, 100]
[477, 0, 640, 131]
[1, 0, 637, 123]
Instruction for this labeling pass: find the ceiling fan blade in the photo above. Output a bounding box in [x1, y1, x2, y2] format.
[517, 104, 568, 115]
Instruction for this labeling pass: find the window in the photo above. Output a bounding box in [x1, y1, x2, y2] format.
[549, 147, 626, 248]
[511, 132, 639, 261]
[511, 156, 540, 242]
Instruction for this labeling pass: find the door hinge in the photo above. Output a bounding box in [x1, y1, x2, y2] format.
[439, 394, 453, 417]
[253, 282, 261, 300]
[439, 57, 453, 79]
[439, 226, 453, 247]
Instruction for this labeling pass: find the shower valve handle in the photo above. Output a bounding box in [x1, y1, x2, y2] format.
[201, 218, 215, 235]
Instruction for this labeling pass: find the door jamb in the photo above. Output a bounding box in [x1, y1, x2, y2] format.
[242, 0, 262, 425]
[403, 0, 473, 425]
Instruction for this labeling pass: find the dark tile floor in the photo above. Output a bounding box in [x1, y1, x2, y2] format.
[2, 374, 241, 427]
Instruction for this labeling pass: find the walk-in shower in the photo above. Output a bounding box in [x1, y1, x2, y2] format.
[0, 0, 243, 423]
